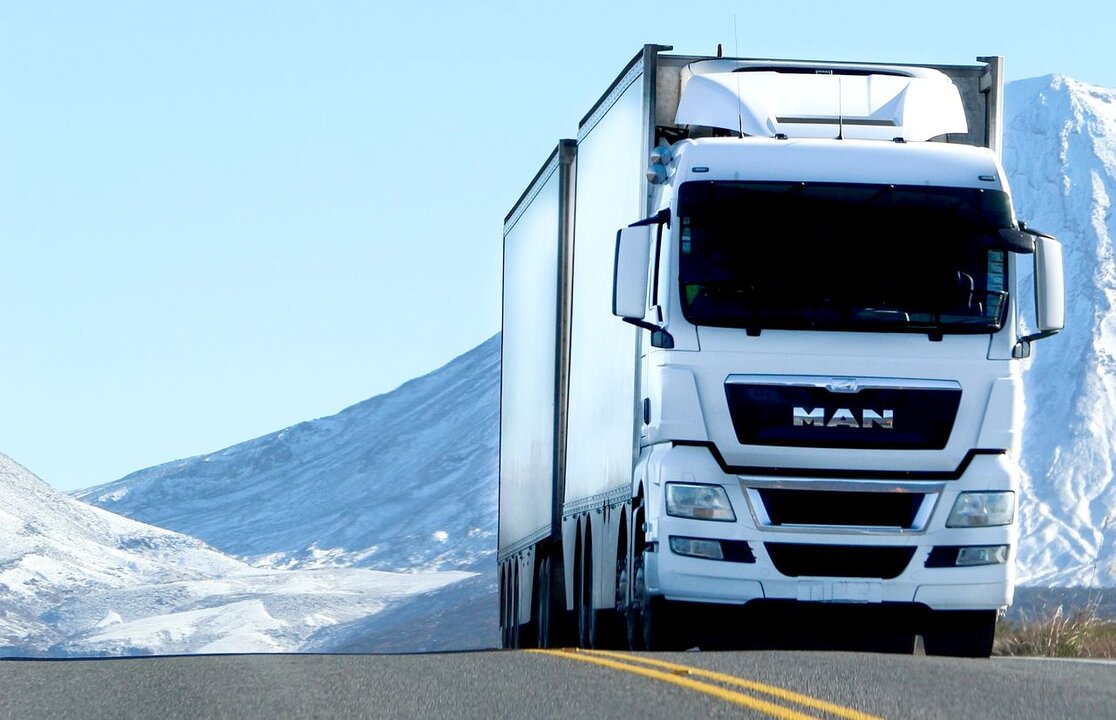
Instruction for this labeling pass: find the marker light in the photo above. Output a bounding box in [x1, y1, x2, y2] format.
[649, 141, 674, 165]
[946, 491, 1015, 527]
[665, 483, 736, 522]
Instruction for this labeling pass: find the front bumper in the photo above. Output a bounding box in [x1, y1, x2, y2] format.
[642, 444, 1018, 611]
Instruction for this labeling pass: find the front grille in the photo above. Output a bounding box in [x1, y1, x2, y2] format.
[724, 381, 961, 449]
[758, 489, 924, 528]
[765, 543, 915, 579]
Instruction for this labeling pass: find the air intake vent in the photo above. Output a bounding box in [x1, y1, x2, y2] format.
[758, 489, 924, 528]
[765, 543, 915, 579]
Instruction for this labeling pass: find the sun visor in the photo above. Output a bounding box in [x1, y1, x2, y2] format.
[675, 70, 968, 142]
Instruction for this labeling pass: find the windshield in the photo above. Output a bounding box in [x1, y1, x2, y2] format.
[677, 181, 1012, 335]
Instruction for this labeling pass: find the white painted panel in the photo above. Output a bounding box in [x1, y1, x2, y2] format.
[499, 164, 560, 554]
[564, 79, 644, 506]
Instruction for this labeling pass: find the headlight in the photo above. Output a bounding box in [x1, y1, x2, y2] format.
[665, 483, 736, 522]
[946, 491, 1015, 528]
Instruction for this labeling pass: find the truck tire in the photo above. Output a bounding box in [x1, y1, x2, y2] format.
[500, 567, 512, 649]
[856, 631, 916, 654]
[576, 542, 596, 648]
[922, 610, 997, 658]
[633, 556, 684, 650]
[622, 558, 643, 650]
[535, 557, 553, 648]
[875, 633, 917, 654]
[509, 565, 521, 649]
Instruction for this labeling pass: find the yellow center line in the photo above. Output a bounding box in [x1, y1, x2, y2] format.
[584, 649, 883, 720]
[528, 648, 822, 720]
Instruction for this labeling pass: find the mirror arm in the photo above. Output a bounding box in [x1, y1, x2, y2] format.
[622, 317, 658, 332]
[629, 208, 671, 228]
[1018, 329, 1060, 344]
[1013, 329, 1061, 359]
[622, 317, 675, 349]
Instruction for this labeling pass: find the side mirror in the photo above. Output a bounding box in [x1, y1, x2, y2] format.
[612, 225, 651, 320]
[1015, 232, 1064, 356]
[1033, 234, 1065, 334]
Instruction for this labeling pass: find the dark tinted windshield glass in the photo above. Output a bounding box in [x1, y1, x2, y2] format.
[677, 181, 1011, 334]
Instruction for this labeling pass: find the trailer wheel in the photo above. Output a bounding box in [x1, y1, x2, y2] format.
[509, 564, 521, 649]
[923, 610, 997, 658]
[577, 545, 597, 648]
[500, 566, 512, 649]
[535, 557, 552, 648]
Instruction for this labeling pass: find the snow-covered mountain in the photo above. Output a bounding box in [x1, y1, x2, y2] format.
[1007, 76, 1116, 586]
[70, 76, 1116, 600]
[77, 336, 499, 574]
[0, 453, 475, 656]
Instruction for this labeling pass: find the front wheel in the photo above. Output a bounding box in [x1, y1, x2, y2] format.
[923, 610, 997, 658]
[633, 556, 684, 650]
[859, 631, 917, 654]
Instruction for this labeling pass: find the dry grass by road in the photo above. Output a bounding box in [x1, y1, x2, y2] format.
[995, 601, 1116, 658]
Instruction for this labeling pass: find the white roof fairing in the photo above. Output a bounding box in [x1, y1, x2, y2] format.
[675, 60, 968, 142]
[670, 137, 1008, 194]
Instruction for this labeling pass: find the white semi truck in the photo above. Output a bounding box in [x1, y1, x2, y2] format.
[498, 45, 1064, 657]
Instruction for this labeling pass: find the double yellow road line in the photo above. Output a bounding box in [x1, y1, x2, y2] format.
[529, 648, 882, 720]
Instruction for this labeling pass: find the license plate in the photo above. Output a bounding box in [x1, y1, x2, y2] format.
[796, 580, 883, 603]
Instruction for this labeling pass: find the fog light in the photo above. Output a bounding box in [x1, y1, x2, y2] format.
[669, 536, 724, 560]
[926, 545, 1012, 568]
[956, 545, 1009, 566]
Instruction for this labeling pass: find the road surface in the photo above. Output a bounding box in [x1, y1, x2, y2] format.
[2, 649, 1113, 719]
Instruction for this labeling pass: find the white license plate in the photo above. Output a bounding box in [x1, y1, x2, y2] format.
[796, 580, 883, 603]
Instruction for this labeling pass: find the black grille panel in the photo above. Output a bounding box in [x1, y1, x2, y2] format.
[758, 489, 924, 528]
[725, 382, 961, 449]
[765, 543, 915, 579]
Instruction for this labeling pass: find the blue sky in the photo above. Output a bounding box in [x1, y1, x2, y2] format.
[2, 1, 1112, 491]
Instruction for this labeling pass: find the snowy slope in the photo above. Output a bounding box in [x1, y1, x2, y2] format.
[0, 453, 473, 656]
[1006, 76, 1116, 586]
[76, 336, 499, 573]
[1, 451, 242, 653]
[72, 77, 1116, 593]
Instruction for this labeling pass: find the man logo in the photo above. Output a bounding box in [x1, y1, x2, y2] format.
[793, 407, 894, 429]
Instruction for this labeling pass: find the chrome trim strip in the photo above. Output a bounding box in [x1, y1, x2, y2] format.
[745, 487, 773, 526]
[725, 374, 962, 393]
[562, 485, 631, 518]
[911, 492, 941, 529]
[742, 481, 942, 534]
[497, 524, 549, 563]
[740, 478, 946, 493]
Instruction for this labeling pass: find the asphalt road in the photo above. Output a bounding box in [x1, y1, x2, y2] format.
[2, 650, 1113, 720]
